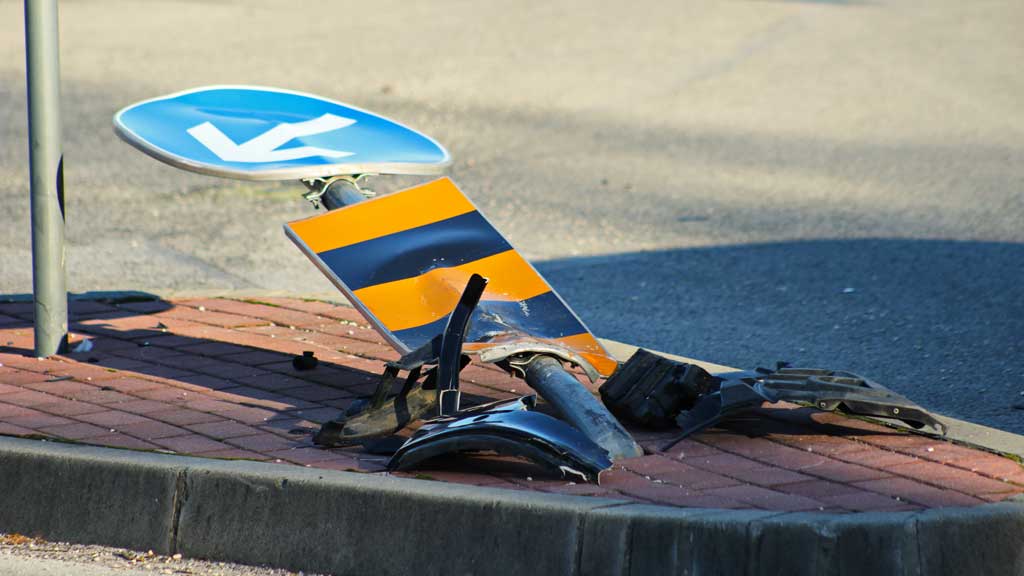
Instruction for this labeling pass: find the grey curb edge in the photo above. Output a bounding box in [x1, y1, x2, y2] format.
[2, 436, 1023, 576]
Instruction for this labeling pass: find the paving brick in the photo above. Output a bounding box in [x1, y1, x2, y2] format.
[185, 420, 263, 439]
[128, 365, 200, 382]
[948, 452, 1024, 483]
[594, 468, 661, 492]
[218, 386, 319, 409]
[777, 479, 865, 500]
[74, 410, 152, 428]
[659, 438, 724, 460]
[888, 460, 1022, 495]
[258, 418, 319, 437]
[85, 433, 161, 451]
[175, 373, 236, 390]
[177, 342, 252, 357]
[818, 490, 907, 512]
[37, 421, 114, 440]
[114, 300, 172, 313]
[87, 358, 149, 372]
[131, 387, 196, 403]
[147, 408, 225, 426]
[538, 482, 620, 498]
[265, 447, 347, 466]
[0, 314, 22, 326]
[154, 434, 232, 454]
[857, 432, 940, 452]
[31, 399, 108, 417]
[5, 411, 74, 429]
[184, 398, 243, 413]
[282, 407, 340, 423]
[620, 483, 750, 509]
[0, 403, 39, 418]
[833, 447, 921, 468]
[155, 306, 265, 329]
[188, 300, 326, 328]
[854, 477, 986, 508]
[64, 388, 137, 405]
[22, 380, 98, 396]
[212, 406, 282, 425]
[220, 350, 295, 366]
[683, 452, 767, 475]
[0, 371, 52, 385]
[225, 433, 296, 452]
[722, 464, 815, 487]
[69, 300, 118, 316]
[193, 361, 270, 380]
[0, 422, 35, 436]
[233, 372, 311, 391]
[117, 399, 176, 414]
[111, 419, 189, 440]
[703, 485, 825, 512]
[34, 362, 125, 382]
[281, 384, 351, 402]
[194, 448, 270, 461]
[800, 459, 893, 483]
[907, 441, 996, 464]
[2, 390, 61, 407]
[94, 377, 164, 393]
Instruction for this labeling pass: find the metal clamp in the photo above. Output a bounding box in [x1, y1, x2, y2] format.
[301, 175, 375, 209]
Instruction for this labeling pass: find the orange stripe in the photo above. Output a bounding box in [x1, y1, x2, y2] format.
[462, 333, 618, 377]
[286, 177, 475, 253]
[551, 333, 619, 377]
[353, 250, 552, 331]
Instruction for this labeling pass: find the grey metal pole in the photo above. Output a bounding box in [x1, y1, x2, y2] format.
[525, 355, 643, 461]
[24, 0, 68, 356]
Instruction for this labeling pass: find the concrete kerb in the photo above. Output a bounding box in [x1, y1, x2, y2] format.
[2, 436, 1023, 576]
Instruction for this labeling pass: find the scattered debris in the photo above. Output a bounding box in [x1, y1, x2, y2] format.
[71, 338, 94, 353]
[292, 350, 319, 371]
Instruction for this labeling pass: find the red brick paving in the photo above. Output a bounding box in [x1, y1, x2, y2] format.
[1, 297, 1023, 512]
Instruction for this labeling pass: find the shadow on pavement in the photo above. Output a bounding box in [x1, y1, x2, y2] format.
[537, 238, 1024, 434]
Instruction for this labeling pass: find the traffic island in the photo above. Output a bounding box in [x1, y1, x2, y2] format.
[1, 296, 1022, 575]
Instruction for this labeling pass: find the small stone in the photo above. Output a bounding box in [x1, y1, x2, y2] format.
[927, 447, 935, 452]
[172, 553, 182, 560]
[197, 306, 206, 312]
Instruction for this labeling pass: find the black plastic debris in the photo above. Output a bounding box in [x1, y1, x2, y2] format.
[292, 350, 319, 371]
[599, 349, 946, 451]
[599, 348, 718, 428]
[388, 396, 613, 484]
[314, 274, 615, 482]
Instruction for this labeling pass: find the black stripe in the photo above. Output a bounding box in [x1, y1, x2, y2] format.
[392, 291, 587, 351]
[318, 211, 512, 291]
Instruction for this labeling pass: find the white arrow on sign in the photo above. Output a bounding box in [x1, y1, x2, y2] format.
[187, 113, 355, 163]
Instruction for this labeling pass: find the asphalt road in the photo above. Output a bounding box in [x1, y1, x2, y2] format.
[0, 1, 1021, 432]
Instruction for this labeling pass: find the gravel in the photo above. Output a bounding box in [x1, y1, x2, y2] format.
[0, 533, 327, 576]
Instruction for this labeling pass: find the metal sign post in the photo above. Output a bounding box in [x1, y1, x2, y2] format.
[24, 0, 68, 356]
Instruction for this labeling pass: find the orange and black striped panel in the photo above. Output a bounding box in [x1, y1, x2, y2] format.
[284, 177, 618, 377]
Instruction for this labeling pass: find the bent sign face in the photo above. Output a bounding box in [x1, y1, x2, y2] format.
[285, 177, 617, 377]
[113, 86, 450, 181]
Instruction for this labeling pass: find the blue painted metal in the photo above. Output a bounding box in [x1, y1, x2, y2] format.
[113, 86, 450, 181]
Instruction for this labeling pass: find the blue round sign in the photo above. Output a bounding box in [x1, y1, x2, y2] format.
[114, 86, 450, 181]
